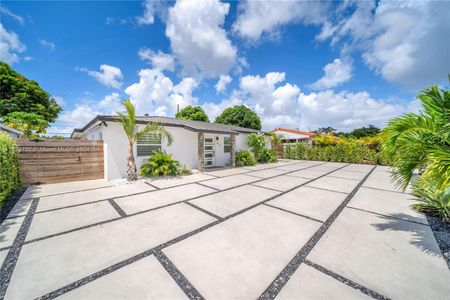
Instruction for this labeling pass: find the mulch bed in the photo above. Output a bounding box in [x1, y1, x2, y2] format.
[0, 187, 26, 224]
[427, 215, 450, 270]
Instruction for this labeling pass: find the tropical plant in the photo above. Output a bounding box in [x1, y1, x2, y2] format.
[412, 185, 450, 223]
[175, 105, 210, 122]
[178, 164, 193, 176]
[247, 133, 266, 161]
[0, 62, 61, 124]
[118, 99, 173, 181]
[0, 132, 20, 208]
[235, 150, 256, 167]
[3, 112, 49, 137]
[259, 148, 277, 163]
[215, 105, 261, 130]
[381, 85, 450, 193]
[268, 132, 284, 148]
[139, 150, 180, 177]
[313, 133, 343, 146]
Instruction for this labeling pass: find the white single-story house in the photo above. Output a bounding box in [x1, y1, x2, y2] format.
[271, 128, 315, 144]
[0, 123, 22, 139]
[71, 115, 261, 180]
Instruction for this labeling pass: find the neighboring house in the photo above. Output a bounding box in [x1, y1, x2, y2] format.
[271, 128, 315, 144]
[71, 115, 260, 180]
[0, 123, 22, 139]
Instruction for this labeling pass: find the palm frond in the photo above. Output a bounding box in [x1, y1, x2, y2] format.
[135, 122, 174, 145]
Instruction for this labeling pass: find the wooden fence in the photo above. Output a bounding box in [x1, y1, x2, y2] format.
[16, 139, 104, 184]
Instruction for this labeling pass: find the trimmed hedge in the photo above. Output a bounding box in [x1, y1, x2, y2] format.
[0, 132, 21, 207]
[284, 142, 391, 165]
[235, 150, 256, 167]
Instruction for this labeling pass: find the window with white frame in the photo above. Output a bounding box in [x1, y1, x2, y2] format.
[137, 134, 161, 156]
[224, 136, 231, 153]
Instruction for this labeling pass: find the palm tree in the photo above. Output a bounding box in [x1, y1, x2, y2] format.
[381, 85, 450, 192]
[118, 99, 174, 181]
[268, 132, 285, 148]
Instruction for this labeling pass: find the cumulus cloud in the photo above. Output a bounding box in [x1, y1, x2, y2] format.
[124, 68, 198, 116]
[39, 39, 56, 51]
[165, 0, 237, 77]
[77, 64, 123, 89]
[233, 0, 327, 42]
[0, 23, 26, 64]
[310, 58, 352, 90]
[215, 75, 232, 93]
[138, 48, 175, 71]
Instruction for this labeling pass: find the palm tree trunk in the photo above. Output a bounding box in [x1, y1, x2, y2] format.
[127, 141, 138, 181]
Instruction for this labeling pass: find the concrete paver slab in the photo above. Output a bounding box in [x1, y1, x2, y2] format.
[206, 168, 249, 177]
[329, 170, 368, 181]
[307, 176, 359, 194]
[240, 164, 281, 171]
[363, 173, 411, 193]
[6, 196, 32, 218]
[287, 169, 328, 179]
[36, 182, 155, 212]
[59, 256, 187, 300]
[115, 183, 215, 215]
[5, 203, 215, 299]
[199, 174, 260, 190]
[247, 168, 288, 178]
[164, 205, 321, 299]
[146, 173, 217, 189]
[340, 164, 374, 173]
[22, 179, 112, 199]
[268, 186, 347, 222]
[0, 216, 25, 248]
[276, 264, 370, 300]
[252, 175, 310, 192]
[273, 163, 310, 171]
[189, 185, 280, 217]
[307, 208, 450, 299]
[348, 187, 427, 225]
[26, 201, 121, 241]
[375, 165, 392, 172]
[308, 164, 344, 172]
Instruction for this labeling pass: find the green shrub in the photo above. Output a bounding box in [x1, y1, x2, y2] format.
[247, 133, 266, 161]
[259, 148, 277, 163]
[412, 184, 450, 223]
[139, 150, 180, 177]
[0, 132, 21, 207]
[235, 150, 256, 167]
[178, 164, 193, 176]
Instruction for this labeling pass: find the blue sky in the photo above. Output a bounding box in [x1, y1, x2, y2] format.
[1, 0, 449, 136]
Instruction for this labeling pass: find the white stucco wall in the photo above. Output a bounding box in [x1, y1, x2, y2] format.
[80, 122, 252, 179]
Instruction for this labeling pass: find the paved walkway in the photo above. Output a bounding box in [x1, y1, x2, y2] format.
[1, 160, 449, 299]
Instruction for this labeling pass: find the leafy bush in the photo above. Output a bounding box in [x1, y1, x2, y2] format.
[284, 141, 390, 165]
[412, 184, 450, 223]
[178, 164, 193, 176]
[247, 133, 266, 161]
[139, 150, 180, 177]
[259, 148, 277, 163]
[0, 132, 21, 207]
[235, 150, 256, 167]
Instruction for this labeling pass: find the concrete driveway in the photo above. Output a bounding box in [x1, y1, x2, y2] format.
[1, 160, 449, 299]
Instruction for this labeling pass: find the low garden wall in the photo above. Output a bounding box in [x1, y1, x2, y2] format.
[284, 142, 391, 165]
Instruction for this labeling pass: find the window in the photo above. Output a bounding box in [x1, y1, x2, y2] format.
[224, 136, 231, 153]
[137, 134, 161, 156]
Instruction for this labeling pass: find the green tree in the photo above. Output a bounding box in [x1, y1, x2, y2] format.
[3, 112, 49, 137]
[349, 125, 380, 138]
[0, 62, 62, 124]
[175, 105, 209, 122]
[382, 85, 450, 193]
[119, 99, 174, 181]
[215, 105, 261, 130]
[315, 127, 337, 134]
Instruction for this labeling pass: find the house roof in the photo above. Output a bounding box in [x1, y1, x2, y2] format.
[272, 128, 315, 139]
[72, 115, 261, 137]
[0, 123, 22, 135]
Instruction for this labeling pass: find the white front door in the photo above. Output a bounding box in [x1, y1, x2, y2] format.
[204, 137, 215, 167]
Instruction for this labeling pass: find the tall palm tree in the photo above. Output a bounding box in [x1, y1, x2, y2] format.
[381, 85, 450, 192]
[118, 99, 174, 181]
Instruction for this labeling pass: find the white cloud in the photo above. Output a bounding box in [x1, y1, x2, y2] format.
[165, 0, 237, 77]
[233, 1, 327, 42]
[0, 23, 26, 64]
[0, 6, 25, 25]
[39, 39, 56, 51]
[215, 75, 232, 93]
[124, 68, 198, 117]
[136, 0, 158, 25]
[77, 64, 123, 89]
[53, 96, 65, 107]
[138, 48, 174, 71]
[310, 58, 352, 90]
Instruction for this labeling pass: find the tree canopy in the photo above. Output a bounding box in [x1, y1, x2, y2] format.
[214, 105, 261, 130]
[175, 105, 209, 122]
[349, 125, 380, 138]
[0, 62, 62, 124]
